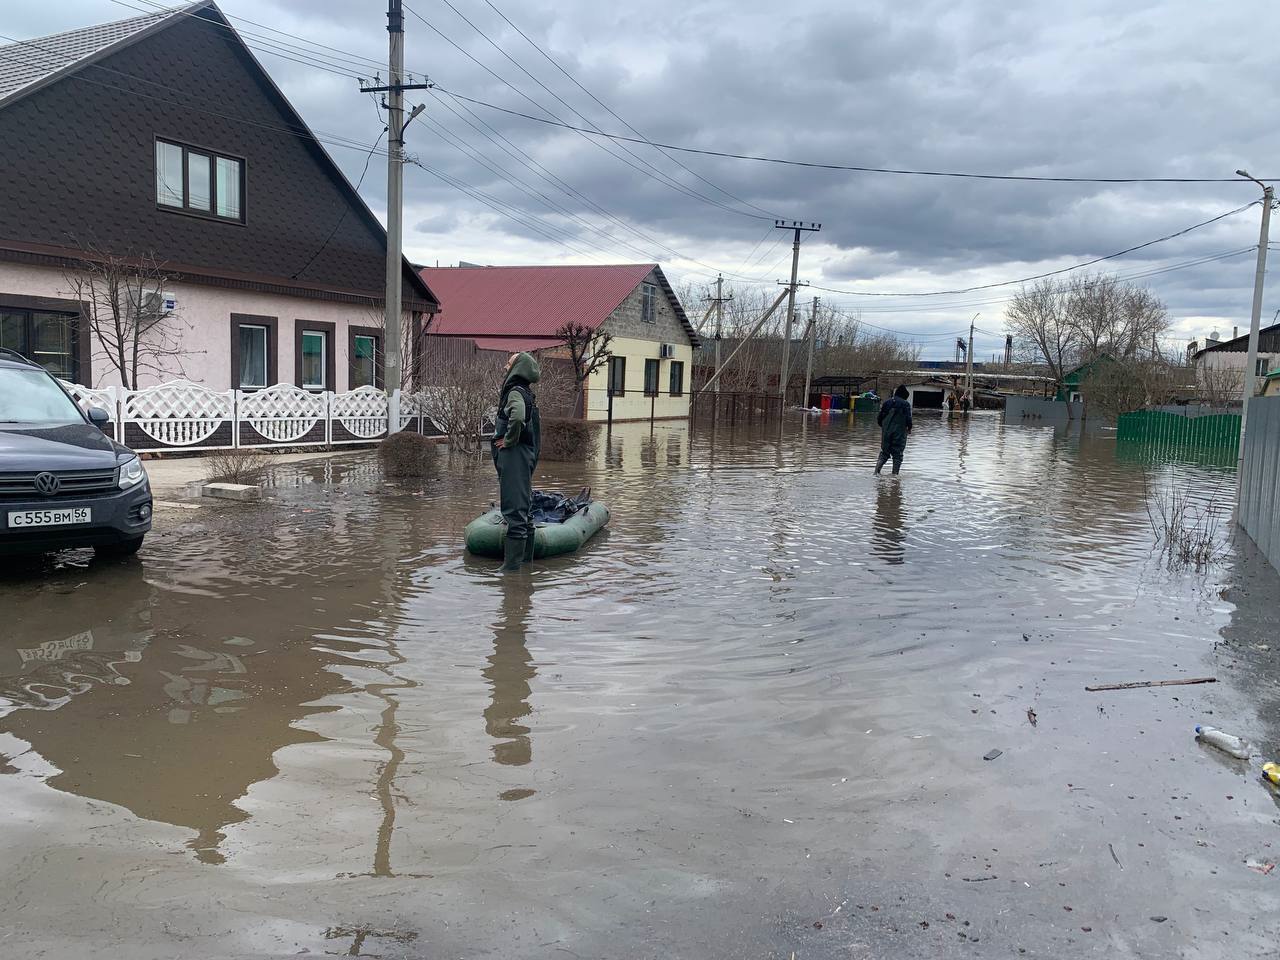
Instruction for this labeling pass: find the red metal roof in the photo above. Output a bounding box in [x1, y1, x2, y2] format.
[420, 263, 658, 339]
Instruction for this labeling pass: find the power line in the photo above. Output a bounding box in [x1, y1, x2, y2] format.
[805, 203, 1258, 298]
[434, 87, 1276, 185]
[475, 0, 782, 220]
[292, 127, 388, 280]
[403, 3, 774, 222]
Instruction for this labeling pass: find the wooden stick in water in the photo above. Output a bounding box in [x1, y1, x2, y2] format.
[1085, 677, 1216, 692]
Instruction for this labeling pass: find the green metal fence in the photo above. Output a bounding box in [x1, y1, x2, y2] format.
[1115, 409, 1240, 465]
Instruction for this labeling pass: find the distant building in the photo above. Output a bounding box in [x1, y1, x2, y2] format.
[1191, 322, 1280, 393]
[1056, 356, 1115, 403]
[420, 264, 699, 421]
[0, 2, 438, 391]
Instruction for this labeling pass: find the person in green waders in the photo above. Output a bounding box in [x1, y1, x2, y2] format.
[492, 352, 542, 571]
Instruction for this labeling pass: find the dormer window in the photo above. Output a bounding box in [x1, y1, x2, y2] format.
[155, 139, 244, 222]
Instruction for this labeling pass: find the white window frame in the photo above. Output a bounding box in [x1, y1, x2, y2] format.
[352, 334, 377, 389]
[301, 330, 327, 390]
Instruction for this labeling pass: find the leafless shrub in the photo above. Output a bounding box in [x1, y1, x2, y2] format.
[1145, 476, 1230, 570]
[540, 417, 595, 462]
[555, 322, 613, 417]
[379, 432, 437, 477]
[204, 446, 263, 485]
[1084, 356, 1190, 420]
[422, 351, 505, 456]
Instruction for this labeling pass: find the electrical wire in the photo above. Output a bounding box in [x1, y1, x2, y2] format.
[292, 127, 388, 279]
[804, 203, 1258, 298]
[403, 3, 774, 222]
[474, 0, 782, 220]
[435, 87, 1276, 185]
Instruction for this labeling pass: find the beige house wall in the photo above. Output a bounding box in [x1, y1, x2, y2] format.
[0, 261, 414, 392]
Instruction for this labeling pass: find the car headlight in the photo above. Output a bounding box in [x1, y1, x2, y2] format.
[118, 456, 147, 489]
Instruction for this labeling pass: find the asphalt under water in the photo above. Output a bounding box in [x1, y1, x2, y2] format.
[0, 412, 1277, 959]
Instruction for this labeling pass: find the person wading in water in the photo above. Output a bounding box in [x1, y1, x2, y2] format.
[492, 352, 542, 571]
[874, 384, 913, 475]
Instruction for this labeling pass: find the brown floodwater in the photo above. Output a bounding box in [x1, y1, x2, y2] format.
[1, 412, 1277, 959]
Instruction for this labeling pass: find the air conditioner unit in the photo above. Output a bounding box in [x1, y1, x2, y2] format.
[659, 343, 675, 359]
[129, 289, 177, 316]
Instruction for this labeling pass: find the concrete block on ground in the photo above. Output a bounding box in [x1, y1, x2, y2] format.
[201, 483, 262, 501]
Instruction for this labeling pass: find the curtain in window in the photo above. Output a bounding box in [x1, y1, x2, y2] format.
[216, 157, 242, 219]
[239, 326, 267, 388]
[156, 142, 183, 207]
[353, 335, 376, 388]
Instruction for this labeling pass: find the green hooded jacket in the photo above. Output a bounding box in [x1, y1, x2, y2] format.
[497, 352, 541, 447]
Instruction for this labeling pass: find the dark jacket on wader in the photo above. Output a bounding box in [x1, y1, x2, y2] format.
[492, 353, 542, 547]
[877, 393, 912, 452]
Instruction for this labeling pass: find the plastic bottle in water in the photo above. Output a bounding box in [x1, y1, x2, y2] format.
[1195, 725, 1251, 759]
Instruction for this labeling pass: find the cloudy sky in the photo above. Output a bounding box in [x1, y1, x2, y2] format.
[9, 0, 1278, 359]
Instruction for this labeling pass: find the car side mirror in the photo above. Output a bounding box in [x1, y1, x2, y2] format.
[87, 406, 111, 430]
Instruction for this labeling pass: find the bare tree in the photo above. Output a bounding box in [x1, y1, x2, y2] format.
[1082, 353, 1189, 420]
[63, 249, 191, 388]
[1067, 273, 1170, 360]
[421, 349, 504, 455]
[1005, 279, 1077, 385]
[554, 321, 612, 417]
[1196, 361, 1245, 407]
[361, 305, 429, 391]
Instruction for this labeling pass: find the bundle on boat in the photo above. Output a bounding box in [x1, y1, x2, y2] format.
[464, 487, 610, 559]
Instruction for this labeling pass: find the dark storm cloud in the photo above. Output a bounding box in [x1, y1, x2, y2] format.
[15, 0, 1278, 354]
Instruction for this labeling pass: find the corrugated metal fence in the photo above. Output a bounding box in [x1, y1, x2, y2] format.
[1239, 396, 1280, 573]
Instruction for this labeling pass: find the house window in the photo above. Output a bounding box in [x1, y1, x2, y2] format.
[301, 332, 327, 389]
[644, 358, 660, 397]
[349, 327, 382, 389]
[230, 314, 277, 390]
[155, 139, 245, 222]
[669, 360, 684, 397]
[1256, 357, 1272, 377]
[295, 321, 336, 392]
[0, 309, 77, 381]
[641, 283, 657, 323]
[607, 356, 626, 397]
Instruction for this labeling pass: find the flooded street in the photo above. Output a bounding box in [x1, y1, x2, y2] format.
[1, 412, 1277, 959]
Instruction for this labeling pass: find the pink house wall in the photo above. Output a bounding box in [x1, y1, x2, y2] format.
[0, 262, 412, 391]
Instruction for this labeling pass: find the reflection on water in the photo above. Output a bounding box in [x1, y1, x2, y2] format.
[871, 478, 906, 565]
[0, 411, 1276, 958]
[484, 580, 535, 779]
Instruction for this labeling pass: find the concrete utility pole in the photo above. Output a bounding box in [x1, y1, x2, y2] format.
[360, 0, 431, 394]
[965, 314, 979, 411]
[1235, 170, 1274, 487]
[774, 220, 821, 409]
[802, 297, 819, 410]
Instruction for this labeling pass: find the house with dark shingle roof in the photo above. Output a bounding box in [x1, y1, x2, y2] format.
[0, 2, 438, 391]
[420, 263, 699, 421]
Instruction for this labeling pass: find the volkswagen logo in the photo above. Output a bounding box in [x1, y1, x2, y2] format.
[33, 472, 61, 496]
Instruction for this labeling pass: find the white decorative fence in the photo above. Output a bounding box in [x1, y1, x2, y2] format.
[59, 379, 453, 452]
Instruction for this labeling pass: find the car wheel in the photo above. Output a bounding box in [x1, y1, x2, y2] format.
[94, 536, 144, 558]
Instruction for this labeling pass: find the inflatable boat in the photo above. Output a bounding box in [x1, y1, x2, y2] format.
[464, 488, 610, 559]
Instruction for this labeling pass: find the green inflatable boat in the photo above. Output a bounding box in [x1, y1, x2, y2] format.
[464, 489, 610, 559]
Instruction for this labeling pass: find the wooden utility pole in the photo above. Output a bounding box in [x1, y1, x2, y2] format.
[700, 274, 732, 398]
[697, 288, 791, 395]
[360, 0, 430, 394]
[802, 297, 819, 410]
[775, 220, 821, 409]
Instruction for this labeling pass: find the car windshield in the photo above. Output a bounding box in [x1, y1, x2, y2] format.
[0, 367, 85, 425]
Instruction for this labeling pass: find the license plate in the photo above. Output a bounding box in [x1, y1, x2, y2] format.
[7, 507, 92, 528]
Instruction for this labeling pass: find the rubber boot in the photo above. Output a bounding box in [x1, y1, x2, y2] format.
[522, 535, 535, 564]
[500, 536, 525, 572]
